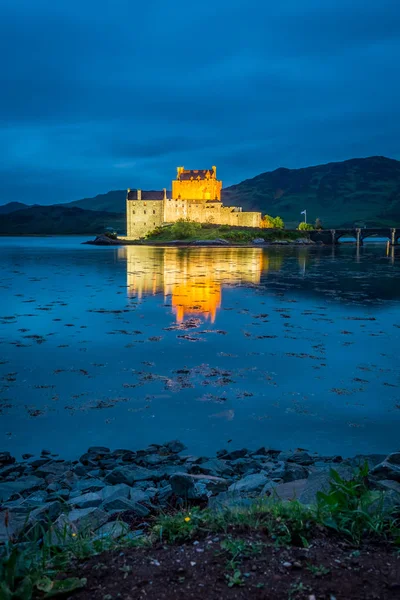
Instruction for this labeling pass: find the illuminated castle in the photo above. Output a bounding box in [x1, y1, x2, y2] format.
[125, 166, 262, 239]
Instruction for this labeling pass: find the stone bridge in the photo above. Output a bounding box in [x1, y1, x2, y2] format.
[308, 227, 400, 245]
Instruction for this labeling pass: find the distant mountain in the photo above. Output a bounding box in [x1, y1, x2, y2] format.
[222, 156, 400, 227]
[0, 205, 125, 235]
[2, 156, 400, 231]
[0, 202, 29, 214]
[63, 190, 126, 213]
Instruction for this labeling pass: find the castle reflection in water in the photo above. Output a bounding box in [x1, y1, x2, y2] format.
[117, 246, 290, 323]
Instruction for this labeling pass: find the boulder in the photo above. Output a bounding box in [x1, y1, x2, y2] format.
[208, 491, 260, 511]
[370, 453, 400, 482]
[283, 451, 315, 466]
[299, 466, 354, 505]
[65, 507, 108, 533]
[282, 464, 310, 483]
[163, 440, 187, 454]
[34, 462, 73, 480]
[101, 483, 131, 502]
[94, 521, 130, 541]
[0, 476, 44, 502]
[228, 473, 269, 494]
[170, 472, 229, 500]
[0, 451, 15, 467]
[101, 497, 149, 516]
[191, 459, 233, 478]
[104, 466, 155, 485]
[252, 238, 265, 244]
[270, 479, 307, 501]
[67, 492, 103, 509]
[70, 478, 105, 493]
[223, 449, 249, 461]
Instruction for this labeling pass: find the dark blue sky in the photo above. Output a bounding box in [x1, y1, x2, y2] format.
[1, 0, 399, 205]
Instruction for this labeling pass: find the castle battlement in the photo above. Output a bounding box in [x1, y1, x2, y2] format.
[125, 166, 261, 239]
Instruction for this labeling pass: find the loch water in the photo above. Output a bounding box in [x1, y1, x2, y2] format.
[1, 236, 399, 459]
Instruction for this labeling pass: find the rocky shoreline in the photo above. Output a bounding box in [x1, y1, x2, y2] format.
[1, 443, 399, 546]
[84, 234, 315, 247]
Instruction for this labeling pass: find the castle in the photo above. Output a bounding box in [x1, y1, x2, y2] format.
[125, 166, 262, 239]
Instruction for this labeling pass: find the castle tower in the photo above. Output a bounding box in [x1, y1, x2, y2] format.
[172, 167, 222, 201]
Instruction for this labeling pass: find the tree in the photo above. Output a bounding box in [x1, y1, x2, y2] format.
[315, 217, 323, 230]
[262, 214, 285, 229]
[298, 222, 314, 231]
[170, 219, 202, 239]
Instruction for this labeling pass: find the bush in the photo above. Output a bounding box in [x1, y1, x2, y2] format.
[169, 219, 202, 239]
[262, 215, 285, 229]
[103, 231, 117, 239]
[315, 218, 323, 230]
[298, 222, 314, 231]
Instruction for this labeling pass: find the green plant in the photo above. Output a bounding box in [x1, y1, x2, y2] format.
[297, 222, 314, 231]
[262, 215, 285, 229]
[314, 217, 323, 229]
[103, 231, 117, 239]
[306, 563, 331, 576]
[225, 569, 245, 587]
[315, 463, 391, 544]
[169, 219, 202, 239]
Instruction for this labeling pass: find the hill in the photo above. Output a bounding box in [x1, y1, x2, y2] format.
[222, 156, 400, 227]
[0, 205, 125, 235]
[0, 201, 29, 214]
[63, 190, 126, 213]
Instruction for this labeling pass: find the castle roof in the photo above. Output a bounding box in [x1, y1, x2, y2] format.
[178, 169, 214, 181]
[127, 190, 168, 201]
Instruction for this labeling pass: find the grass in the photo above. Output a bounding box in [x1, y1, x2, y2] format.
[1, 466, 399, 598]
[145, 220, 305, 243]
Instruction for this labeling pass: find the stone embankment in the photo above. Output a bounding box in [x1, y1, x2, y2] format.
[1, 444, 399, 544]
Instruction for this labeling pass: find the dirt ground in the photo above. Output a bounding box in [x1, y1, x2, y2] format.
[68, 532, 400, 600]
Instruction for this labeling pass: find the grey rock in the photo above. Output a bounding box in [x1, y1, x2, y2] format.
[228, 473, 269, 494]
[129, 490, 153, 504]
[0, 509, 30, 543]
[370, 453, 400, 482]
[87, 446, 110, 454]
[105, 466, 155, 485]
[350, 454, 387, 470]
[34, 462, 73, 479]
[299, 466, 354, 505]
[67, 492, 103, 509]
[70, 478, 106, 493]
[156, 484, 173, 505]
[101, 483, 131, 502]
[283, 451, 315, 466]
[66, 507, 109, 533]
[163, 440, 186, 454]
[252, 238, 265, 244]
[270, 479, 308, 501]
[208, 491, 260, 511]
[101, 497, 149, 516]
[282, 464, 310, 483]
[47, 490, 70, 502]
[0, 463, 26, 478]
[170, 472, 229, 499]
[229, 458, 261, 475]
[223, 449, 249, 460]
[94, 521, 130, 541]
[24, 501, 63, 540]
[192, 459, 233, 477]
[371, 479, 400, 495]
[0, 476, 44, 502]
[0, 451, 15, 467]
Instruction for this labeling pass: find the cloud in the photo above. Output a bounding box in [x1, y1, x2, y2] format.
[0, 0, 399, 204]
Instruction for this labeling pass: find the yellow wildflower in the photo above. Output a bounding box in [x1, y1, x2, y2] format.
[184, 517, 191, 522]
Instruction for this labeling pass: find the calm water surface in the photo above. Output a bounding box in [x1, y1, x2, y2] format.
[1, 236, 399, 459]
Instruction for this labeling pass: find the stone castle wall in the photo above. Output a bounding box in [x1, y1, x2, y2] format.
[126, 199, 163, 239]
